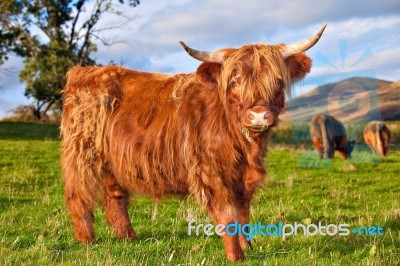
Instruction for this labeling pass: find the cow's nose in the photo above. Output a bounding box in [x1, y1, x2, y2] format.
[248, 111, 269, 126]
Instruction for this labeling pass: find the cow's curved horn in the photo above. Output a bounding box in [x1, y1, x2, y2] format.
[179, 41, 225, 63]
[281, 24, 327, 58]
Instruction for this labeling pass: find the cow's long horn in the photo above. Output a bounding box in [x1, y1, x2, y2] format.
[281, 24, 327, 58]
[179, 41, 225, 63]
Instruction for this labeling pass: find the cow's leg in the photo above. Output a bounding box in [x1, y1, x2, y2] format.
[194, 170, 244, 261]
[325, 139, 333, 159]
[64, 169, 96, 243]
[238, 200, 252, 250]
[238, 169, 262, 250]
[338, 151, 347, 159]
[383, 144, 388, 156]
[209, 206, 244, 262]
[312, 137, 323, 159]
[100, 175, 137, 240]
[318, 149, 324, 159]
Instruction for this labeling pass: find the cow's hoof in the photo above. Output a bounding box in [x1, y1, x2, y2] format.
[74, 229, 95, 244]
[116, 226, 138, 241]
[226, 251, 245, 262]
[118, 231, 138, 241]
[240, 239, 253, 250]
[76, 235, 95, 244]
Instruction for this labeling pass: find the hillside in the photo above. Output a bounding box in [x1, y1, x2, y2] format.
[280, 77, 400, 123]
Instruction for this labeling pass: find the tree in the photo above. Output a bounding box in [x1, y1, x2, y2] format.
[0, 0, 140, 120]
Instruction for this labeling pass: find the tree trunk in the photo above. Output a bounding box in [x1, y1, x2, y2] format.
[32, 108, 41, 120]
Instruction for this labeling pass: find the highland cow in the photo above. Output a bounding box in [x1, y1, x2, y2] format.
[310, 114, 355, 159]
[363, 121, 390, 156]
[61, 25, 326, 261]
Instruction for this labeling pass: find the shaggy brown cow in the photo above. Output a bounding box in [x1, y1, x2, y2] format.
[61, 25, 326, 261]
[363, 121, 390, 156]
[310, 114, 355, 159]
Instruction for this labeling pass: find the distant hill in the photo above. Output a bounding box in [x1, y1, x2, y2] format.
[280, 77, 400, 124]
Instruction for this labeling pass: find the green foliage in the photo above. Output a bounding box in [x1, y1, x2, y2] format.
[0, 1, 25, 64]
[0, 0, 140, 119]
[0, 122, 399, 265]
[19, 40, 75, 119]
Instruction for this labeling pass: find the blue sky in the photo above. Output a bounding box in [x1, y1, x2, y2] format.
[0, 0, 399, 117]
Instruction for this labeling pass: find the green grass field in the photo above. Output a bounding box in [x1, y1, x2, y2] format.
[0, 122, 399, 265]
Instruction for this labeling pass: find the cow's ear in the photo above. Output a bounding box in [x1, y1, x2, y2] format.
[285, 53, 312, 80]
[196, 62, 221, 86]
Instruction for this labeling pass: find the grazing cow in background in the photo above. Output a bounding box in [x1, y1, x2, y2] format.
[61, 25, 326, 262]
[363, 121, 391, 156]
[310, 114, 355, 159]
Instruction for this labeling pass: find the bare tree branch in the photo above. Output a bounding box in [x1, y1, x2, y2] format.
[42, 99, 56, 116]
[91, 14, 138, 33]
[0, 67, 18, 77]
[92, 33, 130, 46]
[77, 0, 105, 63]
[69, 0, 85, 49]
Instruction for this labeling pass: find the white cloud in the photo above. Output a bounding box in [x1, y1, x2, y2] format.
[94, 1, 400, 75]
[321, 16, 400, 39]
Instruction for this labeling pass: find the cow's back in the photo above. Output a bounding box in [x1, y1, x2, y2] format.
[63, 66, 176, 98]
[324, 115, 346, 138]
[310, 114, 345, 138]
[62, 65, 183, 124]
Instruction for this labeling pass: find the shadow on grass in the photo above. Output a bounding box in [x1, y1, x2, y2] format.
[0, 197, 34, 210]
[297, 150, 382, 168]
[384, 219, 400, 233]
[0, 122, 59, 140]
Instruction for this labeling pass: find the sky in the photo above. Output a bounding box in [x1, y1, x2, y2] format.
[0, 0, 399, 118]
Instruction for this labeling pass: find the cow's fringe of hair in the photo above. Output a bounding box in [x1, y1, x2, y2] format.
[220, 44, 291, 104]
[61, 90, 118, 208]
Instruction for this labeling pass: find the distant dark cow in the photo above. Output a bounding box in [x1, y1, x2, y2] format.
[363, 121, 390, 156]
[61, 25, 326, 261]
[310, 114, 355, 159]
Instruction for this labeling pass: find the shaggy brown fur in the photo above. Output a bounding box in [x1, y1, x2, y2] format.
[61, 43, 312, 261]
[363, 121, 390, 156]
[310, 114, 356, 159]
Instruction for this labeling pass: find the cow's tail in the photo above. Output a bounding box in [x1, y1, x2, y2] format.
[320, 116, 331, 158]
[61, 90, 118, 208]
